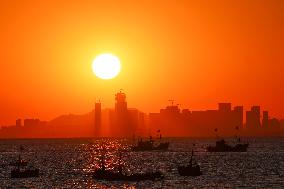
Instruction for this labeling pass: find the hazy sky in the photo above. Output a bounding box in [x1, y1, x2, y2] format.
[1, 0, 284, 125]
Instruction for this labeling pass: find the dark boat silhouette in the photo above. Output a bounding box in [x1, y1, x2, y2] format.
[206, 139, 249, 152]
[93, 169, 163, 181]
[11, 167, 40, 178]
[132, 135, 169, 151]
[10, 146, 40, 178]
[93, 149, 163, 181]
[178, 150, 202, 176]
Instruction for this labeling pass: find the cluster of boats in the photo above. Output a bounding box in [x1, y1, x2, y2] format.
[8, 137, 249, 181]
[93, 137, 249, 181]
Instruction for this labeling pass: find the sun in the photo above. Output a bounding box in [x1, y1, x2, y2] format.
[92, 53, 121, 79]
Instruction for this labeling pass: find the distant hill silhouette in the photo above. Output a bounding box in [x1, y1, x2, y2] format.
[49, 112, 94, 127]
[46, 111, 95, 138]
[0, 108, 113, 138]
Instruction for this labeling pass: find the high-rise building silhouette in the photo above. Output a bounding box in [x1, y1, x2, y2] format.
[95, 102, 101, 137]
[149, 103, 244, 136]
[109, 91, 141, 137]
[233, 106, 244, 129]
[115, 91, 127, 113]
[246, 106, 261, 129]
[114, 91, 129, 136]
[16, 119, 22, 127]
[262, 111, 269, 127]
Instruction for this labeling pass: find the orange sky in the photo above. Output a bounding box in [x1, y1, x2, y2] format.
[1, 0, 284, 125]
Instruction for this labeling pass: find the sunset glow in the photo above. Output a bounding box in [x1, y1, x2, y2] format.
[0, 0, 284, 133]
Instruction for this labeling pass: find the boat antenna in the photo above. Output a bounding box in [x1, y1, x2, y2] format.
[235, 126, 241, 142]
[189, 149, 194, 167]
[156, 129, 162, 139]
[117, 149, 123, 174]
[214, 128, 219, 139]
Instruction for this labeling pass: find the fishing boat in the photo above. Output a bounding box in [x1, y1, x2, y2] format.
[10, 146, 40, 178]
[206, 139, 249, 152]
[132, 132, 169, 152]
[178, 150, 202, 176]
[132, 139, 169, 151]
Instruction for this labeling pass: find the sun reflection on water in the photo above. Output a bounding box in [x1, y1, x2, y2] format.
[85, 139, 131, 173]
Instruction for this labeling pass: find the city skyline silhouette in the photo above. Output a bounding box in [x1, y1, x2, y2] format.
[1, 91, 283, 138]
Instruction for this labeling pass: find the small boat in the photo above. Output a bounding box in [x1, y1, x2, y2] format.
[206, 139, 249, 152]
[132, 136, 169, 151]
[178, 150, 202, 176]
[10, 146, 40, 178]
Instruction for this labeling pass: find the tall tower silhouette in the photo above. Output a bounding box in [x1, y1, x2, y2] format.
[95, 101, 101, 137]
[115, 90, 127, 113]
[246, 106, 261, 130]
[262, 111, 269, 127]
[109, 90, 136, 137]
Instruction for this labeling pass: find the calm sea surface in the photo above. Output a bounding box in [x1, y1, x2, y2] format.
[0, 138, 284, 188]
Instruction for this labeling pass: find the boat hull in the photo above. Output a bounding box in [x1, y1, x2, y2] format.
[178, 166, 202, 176]
[11, 169, 39, 178]
[207, 143, 249, 152]
[132, 142, 169, 152]
[93, 169, 163, 181]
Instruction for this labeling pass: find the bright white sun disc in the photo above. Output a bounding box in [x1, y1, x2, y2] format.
[92, 54, 121, 79]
